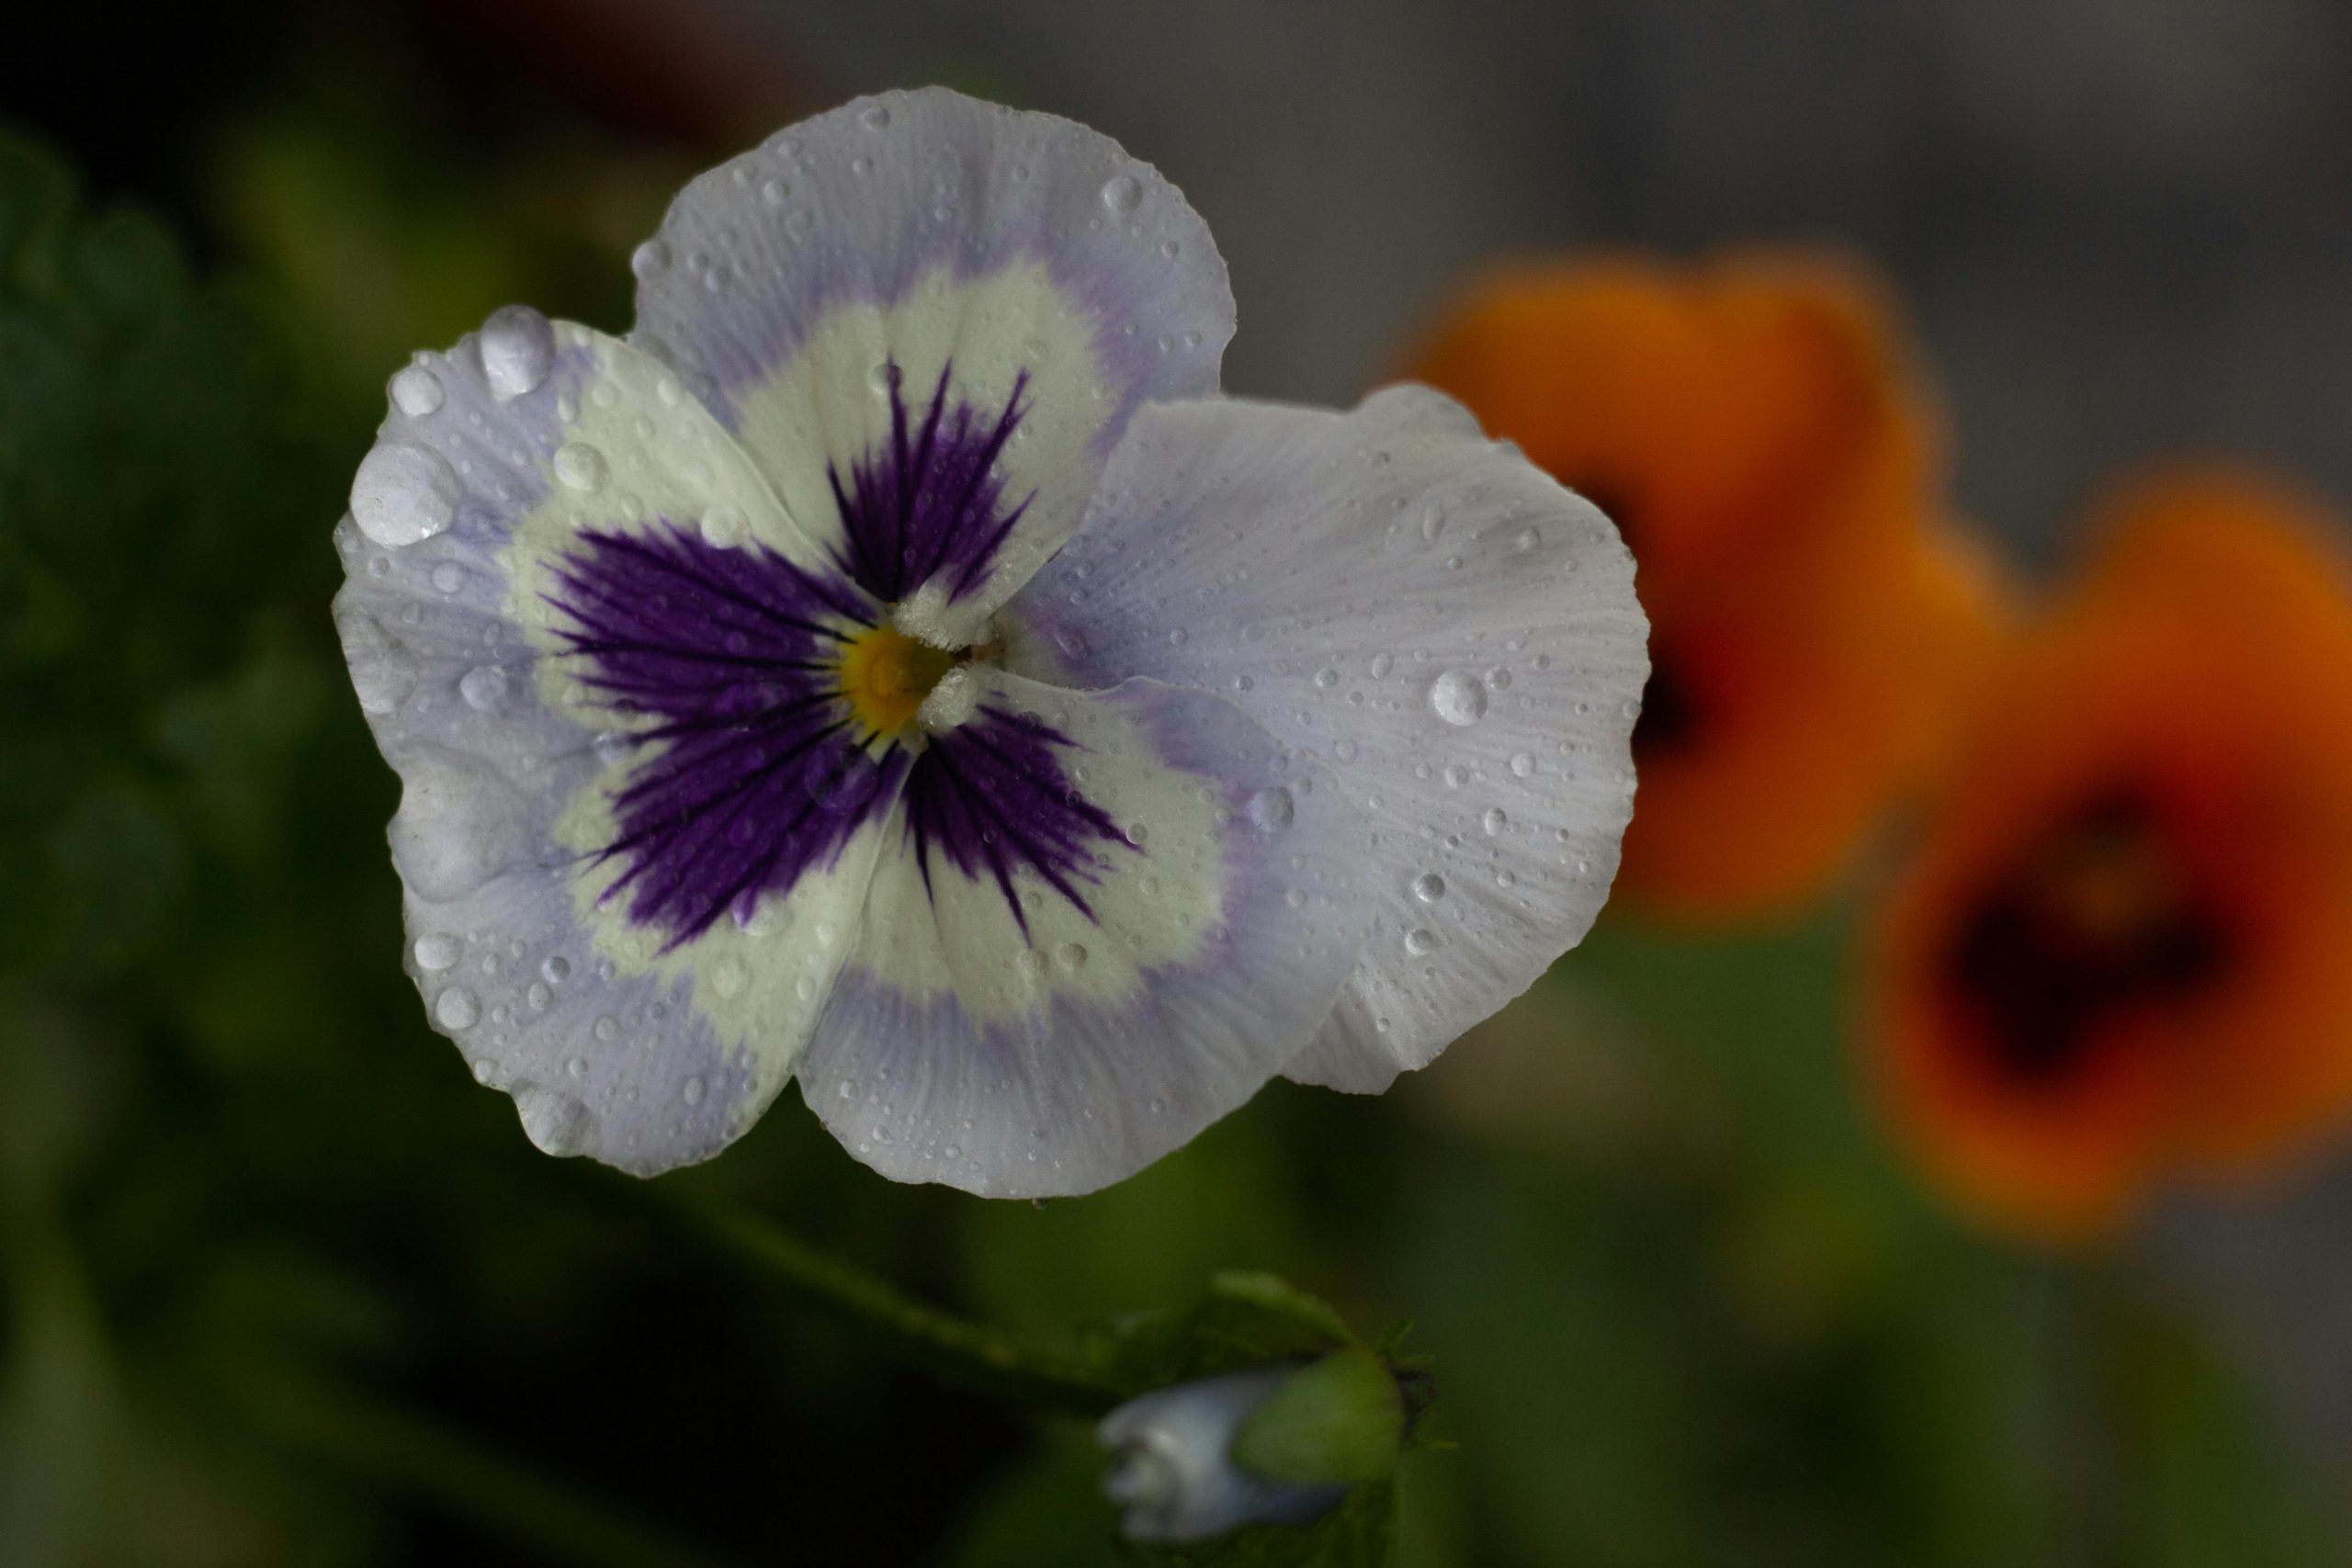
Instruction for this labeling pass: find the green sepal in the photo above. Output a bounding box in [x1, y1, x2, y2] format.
[1231, 1347, 1403, 1486]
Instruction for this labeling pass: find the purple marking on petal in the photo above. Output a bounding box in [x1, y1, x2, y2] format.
[549, 522, 899, 945]
[829, 360, 1035, 604]
[902, 703, 1128, 936]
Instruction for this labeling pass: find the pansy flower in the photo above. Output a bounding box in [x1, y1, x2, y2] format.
[1865, 468, 2352, 1237]
[331, 90, 1647, 1192]
[1403, 254, 2008, 920]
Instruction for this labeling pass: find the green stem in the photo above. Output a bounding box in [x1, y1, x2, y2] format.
[632, 1181, 1122, 1419]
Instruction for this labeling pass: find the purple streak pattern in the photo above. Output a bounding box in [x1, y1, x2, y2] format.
[549, 361, 1124, 948]
[829, 361, 1034, 604]
[904, 704, 1129, 937]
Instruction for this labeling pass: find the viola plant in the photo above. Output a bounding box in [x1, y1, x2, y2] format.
[1404, 254, 2008, 922]
[1864, 468, 2352, 1238]
[331, 88, 1648, 1193]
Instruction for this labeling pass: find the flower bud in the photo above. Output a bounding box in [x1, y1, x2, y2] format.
[1097, 1348, 1404, 1541]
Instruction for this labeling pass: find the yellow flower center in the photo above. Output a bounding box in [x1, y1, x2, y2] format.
[837, 624, 956, 737]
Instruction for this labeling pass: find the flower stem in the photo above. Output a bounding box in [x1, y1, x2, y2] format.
[614, 1175, 1123, 1419]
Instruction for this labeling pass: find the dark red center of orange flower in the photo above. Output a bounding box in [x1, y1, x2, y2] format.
[1941, 791, 2228, 1084]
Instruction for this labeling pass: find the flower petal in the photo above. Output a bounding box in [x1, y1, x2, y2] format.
[334, 312, 888, 1173]
[1000, 387, 1647, 1091]
[796, 671, 1371, 1196]
[629, 87, 1233, 645]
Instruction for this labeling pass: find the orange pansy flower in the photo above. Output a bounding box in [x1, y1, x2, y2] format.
[1403, 254, 2009, 919]
[1864, 468, 2352, 1239]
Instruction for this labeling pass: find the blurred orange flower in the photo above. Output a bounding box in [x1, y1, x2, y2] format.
[1864, 468, 2352, 1239]
[1404, 254, 2010, 919]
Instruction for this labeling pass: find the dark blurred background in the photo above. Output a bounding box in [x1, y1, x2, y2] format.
[6, 2, 2352, 1563]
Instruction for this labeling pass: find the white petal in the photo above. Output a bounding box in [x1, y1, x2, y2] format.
[334, 310, 884, 1173]
[1000, 387, 1648, 1090]
[796, 671, 1370, 1196]
[628, 87, 1234, 643]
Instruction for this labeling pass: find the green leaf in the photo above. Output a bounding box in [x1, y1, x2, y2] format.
[1232, 1348, 1403, 1486]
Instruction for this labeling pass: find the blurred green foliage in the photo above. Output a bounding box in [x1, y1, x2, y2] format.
[0, 42, 2345, 1567]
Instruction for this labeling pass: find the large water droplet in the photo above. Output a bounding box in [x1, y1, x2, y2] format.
[458, 665, 511, 712]
[1245, 786, 1295, 831]
[413, 931, 462, 971]
[387, 744, 536, 903]
[630, 239, 670, 278]
[1404, 928, 1438, 955]
[338, 610, 417, 715]
[700, 504, 745, 547]
[682, 1075, 707, 1107]
[480, 304, 555, 400]
[1412, 872, 1446, 903]
[390, 363, 445, 417]
[513, 1083, 592, 1156]
[435, 987, 481, 1030]
[1429, 669, 1487, 727]
[554, 443, 608, 492]
[1100, 174, 1143, 213]
[351, 441, 460, 548]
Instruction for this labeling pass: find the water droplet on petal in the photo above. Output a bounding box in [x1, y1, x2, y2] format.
[1101, 174, 1143, 213]
[682, 1075, 706, 1107]
[414, 932, 461, 970]
[480, 304, 555, 400]
[700, 505, 745, 547]
[630, 239, 671, 278]
[1412, 873, 1445, 903]
[352, 441, 460, 548]
[458, 665, 510, 712]
[1245, 786, 1295, 831]
[1429, 669, 1487, 727]
[554, 443, 608, 491]
[435, 987, 481, 1029]
[514, 1083, 592, 1156]
[1483, 807, 1510, 834]
[390, 363, 445, 417]
[1404, 928, 1437, 956]
[1054, 942, 1089, 974]
[1510, 751, 1536, 778]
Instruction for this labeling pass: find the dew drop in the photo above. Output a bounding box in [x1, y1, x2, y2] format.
[594, 1016, 619, 1042]
[682, 1075, 706, 1106]
[1510, 751, 1536, 778]
[1101, 174, 1143, 212]
[861, 103, 892, 129]
[390, 363, 445, 417]
[713, 956, 748, 998]
[630, 239, 671, 278]
[430, 562, 466, 594]
[435, 987, 481, 1030]
[1412, 872, 1446, 903]
[1245, 786, 1295, 831]
[1483, 807, 1510, 835]
[1370, 652, 1395, 679]
[700, 504, 746, 547]
[480, 304, 555, 400]
[414, 931, 461, 971]
[1429, 669, 1487, 727]
[351, 441, 460, 548]
[1404, 928, 1438, 956]
[554, 443, 608, 492]
[514, 1084, 592, 1156]
[458, 665, 510, 712]
[543, 955, 571, 983]
[1054, 942, 1090, 974]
